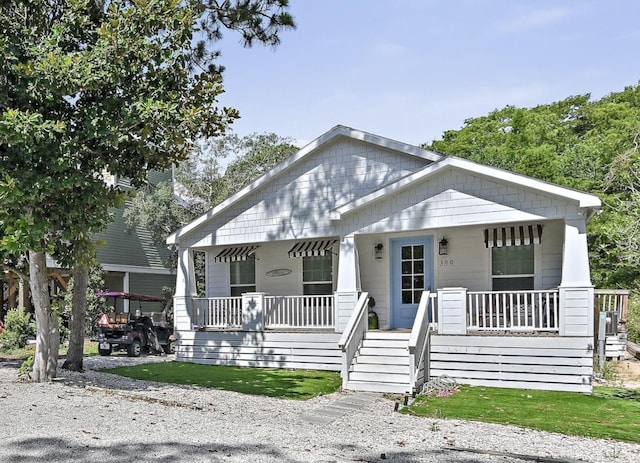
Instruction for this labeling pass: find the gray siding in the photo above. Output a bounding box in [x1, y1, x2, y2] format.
[129, 273, 175, 298]
[96, 204, 172, 269]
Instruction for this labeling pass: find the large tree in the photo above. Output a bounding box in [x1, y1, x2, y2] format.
[0, 0, 294, 379]
[124, 132, 298, 247]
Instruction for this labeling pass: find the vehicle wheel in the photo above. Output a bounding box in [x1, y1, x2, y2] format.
[127, 339, 142, 357]
[98, 345, 112, 356]
[163, 340, 176, 355]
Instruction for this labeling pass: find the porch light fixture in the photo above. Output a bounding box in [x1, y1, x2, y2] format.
[374, 242, 384, 260]
[438, 237, 449, 256]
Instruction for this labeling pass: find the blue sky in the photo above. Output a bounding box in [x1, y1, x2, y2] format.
[216, 0, 640, 148]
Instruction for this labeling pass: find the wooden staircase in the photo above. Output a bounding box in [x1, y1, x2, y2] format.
[344, 331, 412, 393]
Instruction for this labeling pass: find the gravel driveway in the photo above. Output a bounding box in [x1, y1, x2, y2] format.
[0, 354, 638, 463]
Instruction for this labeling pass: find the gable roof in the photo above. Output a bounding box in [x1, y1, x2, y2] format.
[330, 156, 601, 220]
[167, 125, 442, 245]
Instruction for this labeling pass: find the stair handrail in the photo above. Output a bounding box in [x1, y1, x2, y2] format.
[338, 292, 370, 389]
[408, 292, 434, 391]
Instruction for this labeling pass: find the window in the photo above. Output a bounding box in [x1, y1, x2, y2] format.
[491, 245, 534, 291]
[230, 259, 256, 296]
[303, 254, 333, 295]
[401, 245, 425, 304]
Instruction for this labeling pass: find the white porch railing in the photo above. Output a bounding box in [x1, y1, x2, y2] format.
[265, 295, 334, 329]
[467, 289, 560, 332]
[409, 292, 435, 392]
[192, 297, 243, 328]
[338, 292, 370, 389]
[192, 295, 335, 330]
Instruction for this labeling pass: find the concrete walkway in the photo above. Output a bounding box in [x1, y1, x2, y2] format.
[299, 392, 383, 424]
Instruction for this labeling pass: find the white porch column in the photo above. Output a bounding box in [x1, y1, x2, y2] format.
[437, 287, 468, 335]
[335, 235, 361, 332]
[560, 218, 592, 286]
[336, 235, 360, 292]
[559, 218, 594, 337]
[174, 247, 197, 331]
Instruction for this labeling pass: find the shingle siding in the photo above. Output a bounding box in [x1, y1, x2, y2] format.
[336, 170, 576, 236]
[186, 138, 431, 248]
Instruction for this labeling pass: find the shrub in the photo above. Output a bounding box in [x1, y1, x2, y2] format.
[18, 356, 33, 378]
[0, 309, 35, 351]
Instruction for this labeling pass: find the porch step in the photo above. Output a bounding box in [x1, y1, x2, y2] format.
[344, 331, 412, 394]
[354, 353, 409, 364]
[365, 331, 411, 341]
[343, 380, 412, 394]
[348, 371, 410, 384]
[350, 363, 409, 374]
[361, 339, 409, 349]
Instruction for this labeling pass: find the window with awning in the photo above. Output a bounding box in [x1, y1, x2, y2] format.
[484, 224, 543, 248]
[214, 246, 258, 263]
[287, 240, 337, 258]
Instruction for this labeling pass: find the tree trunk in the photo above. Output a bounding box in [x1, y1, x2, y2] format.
[29, 250, 58, 382]
[62, 265, 88, 371]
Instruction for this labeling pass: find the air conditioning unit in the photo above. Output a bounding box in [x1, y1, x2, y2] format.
[604, 311, 618, 336]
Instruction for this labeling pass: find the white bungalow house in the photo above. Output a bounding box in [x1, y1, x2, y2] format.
[167, 125, 607, 394]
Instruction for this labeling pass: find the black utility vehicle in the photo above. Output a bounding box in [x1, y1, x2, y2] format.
[93, 292, 175, 357]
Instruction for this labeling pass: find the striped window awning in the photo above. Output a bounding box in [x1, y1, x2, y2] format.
[214, 246, 258, 263]
[288, 239, 337, 258]
[484, 224, 543, 248]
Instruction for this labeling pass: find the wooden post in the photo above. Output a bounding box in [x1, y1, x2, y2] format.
[0, 277, 5, 322]
[8, 277, 16, 310]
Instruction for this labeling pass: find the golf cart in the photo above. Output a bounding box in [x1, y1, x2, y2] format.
[93, 292, 175, 357]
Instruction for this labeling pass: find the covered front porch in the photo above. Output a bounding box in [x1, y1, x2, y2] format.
[172, 216, 609, 392]
[188, 288, 626, 335]
[175, 288, 628, 394]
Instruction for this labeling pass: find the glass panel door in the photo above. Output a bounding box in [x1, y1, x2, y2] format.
[391, 236, 433, 329]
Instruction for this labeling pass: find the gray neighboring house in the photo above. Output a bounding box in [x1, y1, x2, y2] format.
[45, 170, 175, 314]
[94, 170, 175, 312]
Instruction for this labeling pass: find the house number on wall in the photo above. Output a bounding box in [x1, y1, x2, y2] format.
[439, 259, 454, 267]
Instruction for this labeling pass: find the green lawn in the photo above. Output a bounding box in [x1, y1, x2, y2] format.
[404, 385, 640, 443]
[0, 339, 98, 360]
[102, 361, 342, 400]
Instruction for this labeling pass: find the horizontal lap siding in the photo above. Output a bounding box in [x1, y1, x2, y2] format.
[430, 335, 593, 393]
[96, 204, 173, 269]
[128, 273, 175, 300]
[605, 333, 627, 359]
[176, 330, 342, 371]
